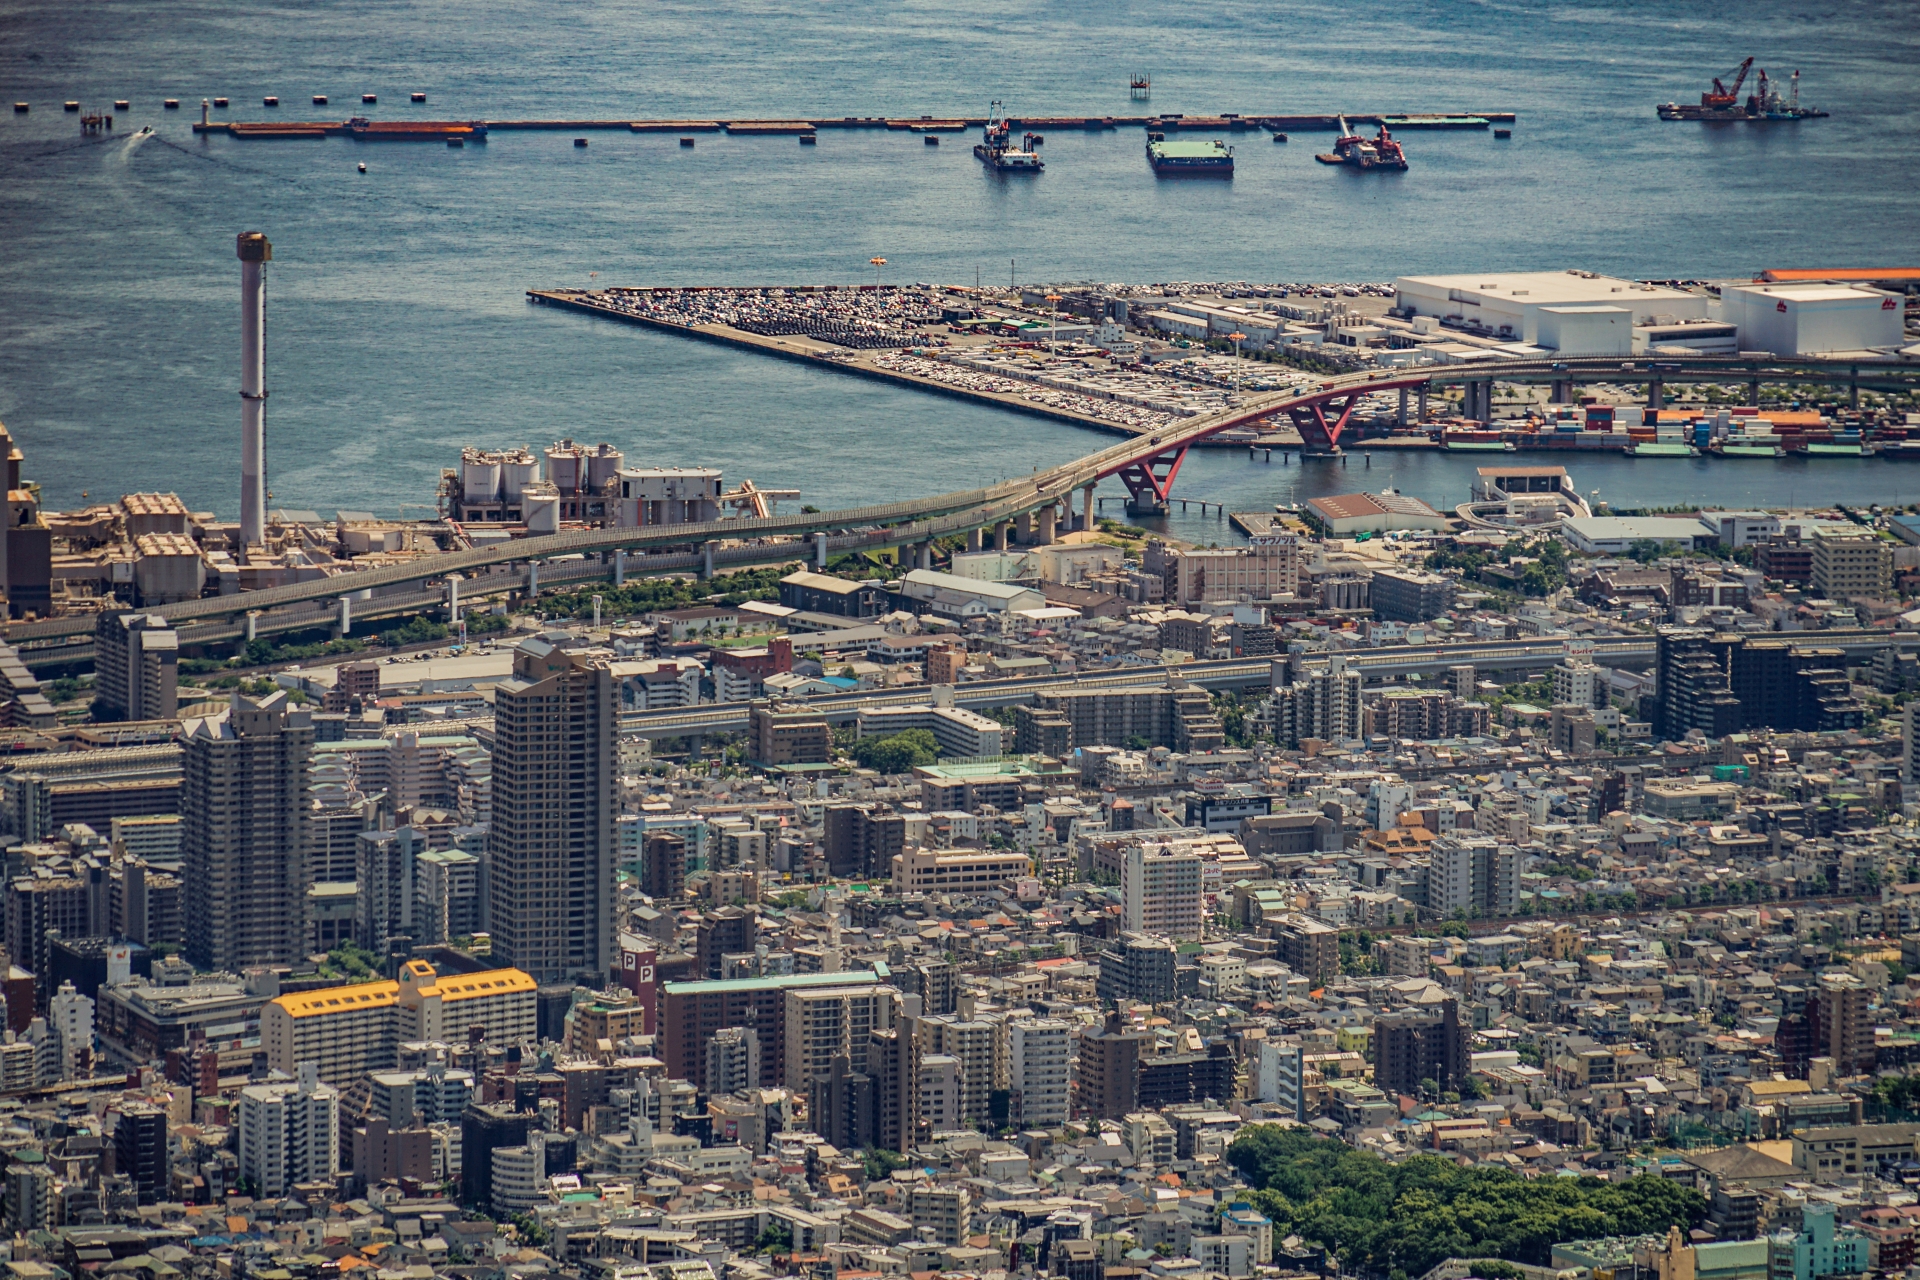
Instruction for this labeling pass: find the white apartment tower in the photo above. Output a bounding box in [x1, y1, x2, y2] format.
[1008, 1018, 1071, 1127]
[237, 1063, 340, 1197]
[1122, 841, 1205, 940]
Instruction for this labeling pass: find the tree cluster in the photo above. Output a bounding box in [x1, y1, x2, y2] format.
[849, 728, 939, 774]
[1225, 1125, 1704, 1276]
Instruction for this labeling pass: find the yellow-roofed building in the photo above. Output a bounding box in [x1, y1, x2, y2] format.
[263, 960, 536, 1084]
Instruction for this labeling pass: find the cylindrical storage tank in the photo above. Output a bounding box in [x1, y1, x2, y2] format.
[461, 448, 503, 502]
[524, 488, 561, 534]
[501, 449, 539, 499]
[587, 443, 624, 491]
[545, 442, 583, 495]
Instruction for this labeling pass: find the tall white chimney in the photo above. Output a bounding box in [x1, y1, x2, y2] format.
[237, 231, 271, 550]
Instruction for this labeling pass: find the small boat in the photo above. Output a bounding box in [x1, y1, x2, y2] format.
[574, 137, 588, 147]
[800, 132, 817, 144]
[264, 96, 279, 106]
[138, 125, 152, 136]
[357, 161, 366, 172]
[1629, 441, 1694, 457]
[923, 134, 938, 145]
[313, 95, 328, 105]
[1494, 128, 1512, 139]
[1271, 131, 1288, 142]
[114, 100, 130, 111]
[362, 93, 377, 104]
[411, 92, 427, 103]
[680, 137, 694, 147]
[213, 97, 228, 107]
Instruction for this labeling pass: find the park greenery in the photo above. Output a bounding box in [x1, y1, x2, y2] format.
[849, 728, 939, 774]
[543, 567, 786, 619]
[1225, 1125, 1704, 1276]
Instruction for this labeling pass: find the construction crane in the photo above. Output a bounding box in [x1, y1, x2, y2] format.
[719, 479, 801, 520]
[1704, 56, 1753, 108]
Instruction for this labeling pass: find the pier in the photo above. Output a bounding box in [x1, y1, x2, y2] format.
[190, 108, 1518, 139]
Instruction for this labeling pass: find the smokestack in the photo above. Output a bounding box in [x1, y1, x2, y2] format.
[237, 231, 271, 551]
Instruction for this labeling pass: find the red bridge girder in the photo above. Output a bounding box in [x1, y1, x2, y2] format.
[1286, 390, 1364, 454]
[1113, 445, 1189, 508]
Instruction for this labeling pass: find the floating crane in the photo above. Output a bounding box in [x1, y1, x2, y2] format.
[1658, 56, 1826, 121]
[1704, 56, 1753, 108]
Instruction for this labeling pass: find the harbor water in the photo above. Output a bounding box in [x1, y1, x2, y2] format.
[2, 0, 1918, 544]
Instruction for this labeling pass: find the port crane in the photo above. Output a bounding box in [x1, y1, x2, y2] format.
[1704, 56, 1753, 108]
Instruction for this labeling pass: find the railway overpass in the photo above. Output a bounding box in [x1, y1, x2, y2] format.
[9, 347, 1917, 663]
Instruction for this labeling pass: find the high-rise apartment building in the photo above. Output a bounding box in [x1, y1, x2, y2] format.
[1294, 656, 1364, 743]
[783, 985, 895, 1094]
[1095, 932, 1179, 1006]
[918, 1014, 997, 1124]
[1077, 1012, 1146, 1120]
[92, 612, 177, 723]
[1008, 1018, 1071, 1127]
[639, 832, 688, 901]
[1122, 841, 1204, 940]
[1429, 837, 1519, 917]
[237, 1063, 340, 1197]
[490, 637, 617, 984]
[1374, 998, 1467, 1096]
[1370, 569, 1454, 622]
[182, 692, 313, 972]
[112, 1102, 168, 1205]
[706, 1026, 762, 1095]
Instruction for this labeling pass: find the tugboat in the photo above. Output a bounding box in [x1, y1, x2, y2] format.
[974, 101, 1043, 171]
[1314, 117, 1408, 170]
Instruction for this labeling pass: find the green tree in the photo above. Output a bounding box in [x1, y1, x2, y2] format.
[1225, 1125, 1704, 1274]
[753, 1220, 793, 1255]
[850, 729, 939, 773]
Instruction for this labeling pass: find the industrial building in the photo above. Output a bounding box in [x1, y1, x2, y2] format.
[1393, 271, 1709, 351]
[1721, 284, 1904, 356]
[899, 569, 1045, 618]
[1303, 492, 1449, 537]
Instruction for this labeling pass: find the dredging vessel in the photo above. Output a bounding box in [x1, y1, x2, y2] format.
[974, 102, 1043, 171]
[1314, 117, 1408, 170]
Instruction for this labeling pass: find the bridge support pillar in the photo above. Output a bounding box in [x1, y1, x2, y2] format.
[994, 521, 1010, 551]
[687, 734, 703, 758]
[1398, 386, 1408, 427]
[337, 595, 352, 638]
[527, 561, 539, 599]
[1036, 506, 1057, 544]
[1417, 384, 1428, 421]
[1550, 379, 1574, 405]
[1082, 485, 1095, 532]
[1851, 368, 1859, 409]
[592, 594, 603, 628]
[967, 526, 984, 553]
[815, 531, 828, 568]
[446, 576, 461, 623]
[613, 549, 625, 587]
[701, 541, 714, 580]
[1748, 378, 1761, 407]
[1016, 511, 1033, 545]
[245, 611, 258, 642]
[916, 542, 932, 571]
[1648, 378, 1663, 409]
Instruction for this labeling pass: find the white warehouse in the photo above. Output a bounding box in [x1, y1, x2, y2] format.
[1719, 284, 1904, 356]
[1394, 271, 1709, 353]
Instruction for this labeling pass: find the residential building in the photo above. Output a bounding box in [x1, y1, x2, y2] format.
[748, 703, 832, 766]
[92, 613, 177, 723]
[890, 848, 1032, 895]
[237, 1063, 340, 1197]
[1370, 569, 1454, 622]
[1122, 841, 1205, 940]
[182, 692, 313, 972]
[1008, 1018, 1071, 1126]
[1374, 998, 1467, 1096]
[490, 637, 617, 984]
[1811, 534, 1893, 602]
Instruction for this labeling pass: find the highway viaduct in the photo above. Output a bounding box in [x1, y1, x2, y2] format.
[11, 351, 1917, 666]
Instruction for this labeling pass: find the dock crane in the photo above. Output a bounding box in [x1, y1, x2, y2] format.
[1703, 56, 1753, 108]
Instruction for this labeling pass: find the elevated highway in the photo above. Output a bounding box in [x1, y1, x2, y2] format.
[11, 334, 1916, 659]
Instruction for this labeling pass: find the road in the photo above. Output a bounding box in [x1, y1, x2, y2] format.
[11, 346, 1916, 655]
